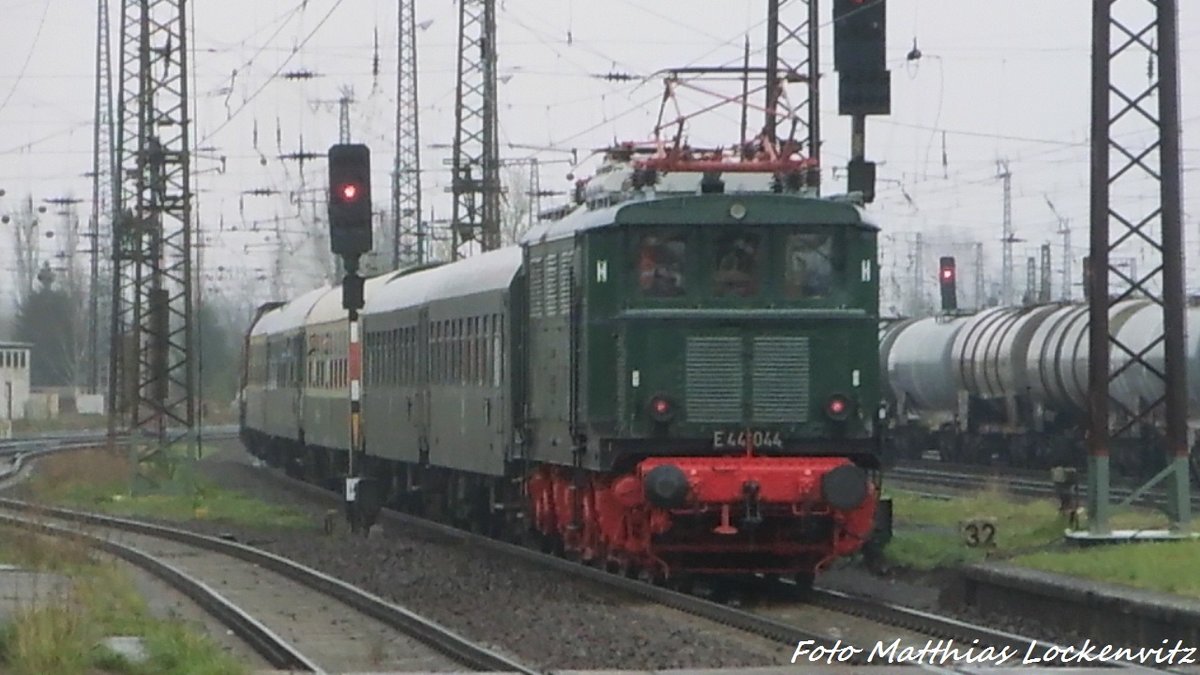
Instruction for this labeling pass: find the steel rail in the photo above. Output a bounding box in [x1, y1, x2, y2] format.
[261, 463, 1109, 669]
[263, 461, 1190, 673]
[0, 511, 322, 673]
[0, 497, 540, 674]
[889, 461, 1200, 511]
[0, 434, 541, 674]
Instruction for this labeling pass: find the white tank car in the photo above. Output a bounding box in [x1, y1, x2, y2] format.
[882, 315, 971, 415]
[950, 305, 1064, 403]
[1108, 301, 1200, 416]
[1023, 300, 1151, 413]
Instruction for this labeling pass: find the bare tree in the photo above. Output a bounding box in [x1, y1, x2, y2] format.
[10, 195, 42, 309]
[499, 165, 533, 247]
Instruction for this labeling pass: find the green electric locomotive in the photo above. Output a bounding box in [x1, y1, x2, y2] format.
[242, 140, 890, 584]
[522, 145, 886, 578]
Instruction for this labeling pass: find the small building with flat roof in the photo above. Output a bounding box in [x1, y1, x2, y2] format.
[0, 342, 32, 421]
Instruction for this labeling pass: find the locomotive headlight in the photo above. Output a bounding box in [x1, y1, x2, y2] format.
[826, 394, 852, 421]
[648, 394, 675, 422]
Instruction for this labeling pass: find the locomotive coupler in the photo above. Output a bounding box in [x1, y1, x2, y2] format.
[740, 479, 763, 529]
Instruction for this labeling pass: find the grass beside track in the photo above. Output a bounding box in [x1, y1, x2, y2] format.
[0, 528, 247, 675]
[1012, 541, 1200, 599]
[884, 488, 1167, 570]
[28, 448, 313, 530]
[884, 487, 1200, 599]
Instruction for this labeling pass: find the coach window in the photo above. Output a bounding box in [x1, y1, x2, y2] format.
[474, 317, 483, 384]
[439, 321, 447, 385]
[400, 327, 408, 385]
[463, 318, 471, 384]
[390, 329, 398, 385]
[494, 314, 504, 384]
[481, 316, 490, 386]
[372, 333, 380, 386]
[432, 323, 440, 384]
[460, 319, 468, 384]
[409, 326, 416, 385]
[784, 232, 835, 299]
[445, 321, 453, 384]
[449, 320, 456, 384]
[713, 232, 763, 297]
[473, 318, 480, 385]
[442, 322, 449, 384]
[634, 232, 686, 297]
[373, 332, 380, 386]
[457, 319, 464, 385]
[459, 320, 467, 385]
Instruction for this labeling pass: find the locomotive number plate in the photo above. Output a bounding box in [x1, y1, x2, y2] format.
[712, 430, 783, 449]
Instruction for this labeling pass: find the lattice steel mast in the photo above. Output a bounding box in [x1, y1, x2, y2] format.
[108, 0, 195, 449]
[997, 160, 1015, 305]
[449, 0, 501, 259]
[1087, 0, 1190, 532]
[765, 0, 820, 186]
[392, 0, 424, 267]
[90, 0, 118, 396]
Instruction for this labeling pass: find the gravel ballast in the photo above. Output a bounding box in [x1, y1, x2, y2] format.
[168, 446, 784, 670]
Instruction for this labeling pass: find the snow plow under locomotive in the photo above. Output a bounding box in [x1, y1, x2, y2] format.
[241, 136, 891, 585]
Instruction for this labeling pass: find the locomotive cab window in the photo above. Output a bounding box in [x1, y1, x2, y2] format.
[634, 232, 686, 297]
[713, 232, 763, 297]
[784, 231, 836, 299]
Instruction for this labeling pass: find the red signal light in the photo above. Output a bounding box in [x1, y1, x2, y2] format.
[940, 267, 954, 282]
[338, 183, 361, 202]
[653, 399, 670, 415]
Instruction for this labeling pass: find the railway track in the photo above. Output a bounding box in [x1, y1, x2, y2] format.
[890, 459, 1200, 511]
[0, 425, 241, 457]
[0, 434, 538, 674]
[2, 431, 1185, 672]
[253, 456, 1178, 672]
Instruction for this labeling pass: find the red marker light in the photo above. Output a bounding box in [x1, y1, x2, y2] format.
[648, 395, 675, 422]
[826, 395, 851, 421]
[339, 183, 360, 202]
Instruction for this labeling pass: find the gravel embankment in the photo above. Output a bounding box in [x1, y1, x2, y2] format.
[144, 445, 784, 670]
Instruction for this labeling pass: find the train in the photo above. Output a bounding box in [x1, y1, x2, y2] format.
[879, 300, 1200, 477]
[239, 142, 892, 586]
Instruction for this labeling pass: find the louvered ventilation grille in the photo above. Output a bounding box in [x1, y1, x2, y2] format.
[752, 337, 810, 422]
[685, 337, 743, 423]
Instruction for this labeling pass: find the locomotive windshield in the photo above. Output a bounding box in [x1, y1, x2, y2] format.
[713, 232, 764, 297]
[784, 232, 834, 299]
[635, 232, 687, 297]
[630, 225, 849, 303]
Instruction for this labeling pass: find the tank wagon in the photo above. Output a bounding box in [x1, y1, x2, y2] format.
[880, 299, 1200, 476]
[241, 144, 891, 584]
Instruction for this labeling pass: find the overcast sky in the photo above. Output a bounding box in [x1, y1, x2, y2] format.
[0, 0, 1197, 317]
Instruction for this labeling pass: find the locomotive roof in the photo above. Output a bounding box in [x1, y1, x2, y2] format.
[366, 246, 522, 315]
[250, 285, 328, 337]
[521, 192, 876, 246]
